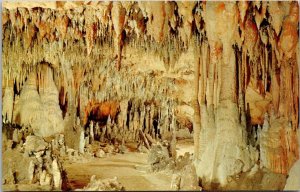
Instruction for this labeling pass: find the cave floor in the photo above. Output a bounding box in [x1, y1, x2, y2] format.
[64, 139, 194, 190]
[65, 152, 172, 190]
[1, 138, 194, 191]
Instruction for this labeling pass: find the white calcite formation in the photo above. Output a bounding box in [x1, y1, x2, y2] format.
[52, 158, 62, 189]
[79, 130, 85, 154]
[11, 65, 64, 137]
[2, 133, 66, 189]
[77, 175, 125, 191]
[2, 1, 299, 190]
[2, 86, 14, 123]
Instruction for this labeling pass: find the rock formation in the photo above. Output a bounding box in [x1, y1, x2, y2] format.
[77, 175, 125, 191]
[2, 1, 299, 190]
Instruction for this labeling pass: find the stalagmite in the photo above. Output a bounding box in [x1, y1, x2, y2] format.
[12, 129, 19, 143]
[100, 125, 106, 143]
[170, 112, 177, 159]
[89, 121, 94, 143]
[52, 158, 62, 189]
[149, 104, 155, 137]
[84, 136, 89, 148]
[2, 86, 14, 123]
[28, 160, 35, 184]
[107, 115, 112, 141]
[193, 40, 201, 160]
[79, 130, 85, 154]
[95, 122, 100, 139]
[40, 170, 51, 186]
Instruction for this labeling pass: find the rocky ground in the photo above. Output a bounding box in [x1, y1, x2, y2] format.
[69, 139, 198, 190]
[2, 124, 197, 191]
[3, 120, 300, 191]
[2, 124, 300, 191]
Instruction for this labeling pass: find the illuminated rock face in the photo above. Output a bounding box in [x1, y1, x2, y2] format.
[2, 1, 299, 190]
[9, 64, 64, 137]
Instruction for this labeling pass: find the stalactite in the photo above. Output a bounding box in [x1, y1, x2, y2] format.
[1, 2, 299, 190]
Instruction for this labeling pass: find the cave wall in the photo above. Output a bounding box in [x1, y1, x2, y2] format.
[2, 1, 299, 189]
[192, 1, 299, 188]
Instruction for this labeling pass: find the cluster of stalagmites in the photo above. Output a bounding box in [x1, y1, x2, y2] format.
[2, 125, 65, 190]
[2, 123, 134, 190]
[147, 143, 200, 190]
[2, 1, 299, 190]
[79, 62, 181, 142]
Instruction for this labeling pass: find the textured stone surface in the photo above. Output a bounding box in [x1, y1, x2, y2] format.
[24, 135, 48, 155]
[1, 1, 299, 190]
[77, 175, 125, 191]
